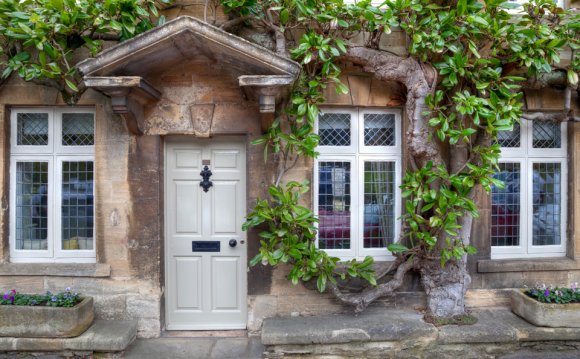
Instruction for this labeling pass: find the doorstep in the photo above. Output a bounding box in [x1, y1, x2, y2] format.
[0, 320, 137, 352]
[262, 308, 580, 358]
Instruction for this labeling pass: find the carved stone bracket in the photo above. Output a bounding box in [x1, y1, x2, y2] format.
[83, 76, 162, 135]
[239, 75, 295, 132]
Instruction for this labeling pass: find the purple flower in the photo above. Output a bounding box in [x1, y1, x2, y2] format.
[65, 287, 71, 292]
[51, 296, 57, 302]
[2, 293, 9, 300]
[544, 289, 550, 297]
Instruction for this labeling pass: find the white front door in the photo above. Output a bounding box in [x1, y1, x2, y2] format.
[165, 137, 247, 330]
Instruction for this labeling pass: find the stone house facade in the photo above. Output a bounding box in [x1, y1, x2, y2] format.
[0, 2, 578, 339]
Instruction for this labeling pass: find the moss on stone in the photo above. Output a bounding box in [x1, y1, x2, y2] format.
[424, 313, 478, 327]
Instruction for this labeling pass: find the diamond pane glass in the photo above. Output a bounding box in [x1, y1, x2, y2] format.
[61, 161, 94, 250]
[364, 113, 395, 146]
[318, 161, 351, 249]
[15, 162, 48, 250]
[533, 121, 561, 148]
[319, 113, 351, 146]
[497, 122, 521, 148]
[62, 113, 94, 146]
[17, 113, 48, 146]
[532, 163, 561, 246]
[491, 163, 521, 247]
[363, 161, 395, 248]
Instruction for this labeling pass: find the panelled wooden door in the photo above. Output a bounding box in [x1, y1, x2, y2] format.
[165, 137, 247, 330]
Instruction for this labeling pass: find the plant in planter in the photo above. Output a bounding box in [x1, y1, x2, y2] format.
[525, 283, 580, 304]
[0, 288, 94, 338]
[511, 283, 580, 328]
[1, 287, 82, 307]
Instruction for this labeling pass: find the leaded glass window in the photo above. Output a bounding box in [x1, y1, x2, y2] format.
[10, 108, 96, 262]
[363, 161, 395, 248]
[17, 113, 49, 146]
[318, 113, 351, 146]
[363, 114, 395, 146]
[316, 108, 401, 260]
[492, 119, 566, 259]
[491, 163, 521, 247]
[318, 161, 351, 250]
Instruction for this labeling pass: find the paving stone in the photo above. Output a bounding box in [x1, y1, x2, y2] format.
[123, 338, 214, 359]
[210, 338, 253, 359]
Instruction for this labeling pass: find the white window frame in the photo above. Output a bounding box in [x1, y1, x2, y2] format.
[9, 108, 96, 263]
[314, 107, 402, 261]
[492, 120, 567, 259]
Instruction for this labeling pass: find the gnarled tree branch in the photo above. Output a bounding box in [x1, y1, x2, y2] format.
[328, 257, 418, 313]
[343, 46, 442, 168]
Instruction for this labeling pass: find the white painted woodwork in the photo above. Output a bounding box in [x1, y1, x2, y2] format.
[165, 137, 247, 330]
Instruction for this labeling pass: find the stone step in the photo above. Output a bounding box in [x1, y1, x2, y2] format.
[262, 308, 436, 346]
[0, 320, 137, 352]
[261, 308, 580, 358]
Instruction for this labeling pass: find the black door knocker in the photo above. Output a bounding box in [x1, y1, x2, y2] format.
[200, 165, 213, 192]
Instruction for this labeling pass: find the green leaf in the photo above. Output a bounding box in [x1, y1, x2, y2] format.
[567, 70, 579, 86]
[249, 254, 262, 266]
[457, 0, 467, 16]
[471, 16, 488, 28]
[499, 2, 520, 10]
[280, 8, 289, 24]
[65, 79, 79, 92]
[387, 243, 409, 253]
[316, 274, 327, 292]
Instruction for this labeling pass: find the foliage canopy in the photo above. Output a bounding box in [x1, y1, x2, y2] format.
[223, 0, 579, 309]
[0, 0, 170, 102]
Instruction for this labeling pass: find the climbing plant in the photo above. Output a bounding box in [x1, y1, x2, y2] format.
[0, 0, 171, 103]
[223, 0, 579, 317]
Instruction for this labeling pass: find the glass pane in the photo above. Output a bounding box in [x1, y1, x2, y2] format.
[364, 114, 395, 146]
[15, 162, 48, 250]
[17, 113, 49, 146]
[319, 113, 351, 146]
[363, 161, 395, 248]
[491, 163, 521, 246]
[318, 161, 351, 249]
[496, 122, 520, 148]
[533, 121, 561, 148]
[532, 163, 561, 246]
[62, 113, 94, 146]
[61, 161, 94, 250]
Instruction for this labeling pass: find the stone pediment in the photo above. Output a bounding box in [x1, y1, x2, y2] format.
[78, 16, 301, 135]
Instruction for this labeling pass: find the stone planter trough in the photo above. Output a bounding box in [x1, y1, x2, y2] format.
[511, 289, 580, 328]
[0, 297, 94, 338]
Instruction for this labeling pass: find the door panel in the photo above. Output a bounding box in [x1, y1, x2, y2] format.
[165, 137, 247, 330]
[212, 182, 238, 234]
[212, 257, 240, 310]
[174, 181, 200, 233]
[175, 257, 202, 310]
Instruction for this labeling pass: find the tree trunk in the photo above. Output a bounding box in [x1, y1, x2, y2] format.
[420, 256, 471, 317]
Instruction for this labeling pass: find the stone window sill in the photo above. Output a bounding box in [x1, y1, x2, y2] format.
[0, 263, 111, 277]
[477, 258, 580, 273]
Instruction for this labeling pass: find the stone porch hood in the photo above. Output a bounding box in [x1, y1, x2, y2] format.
[77, 16, 301, 135]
